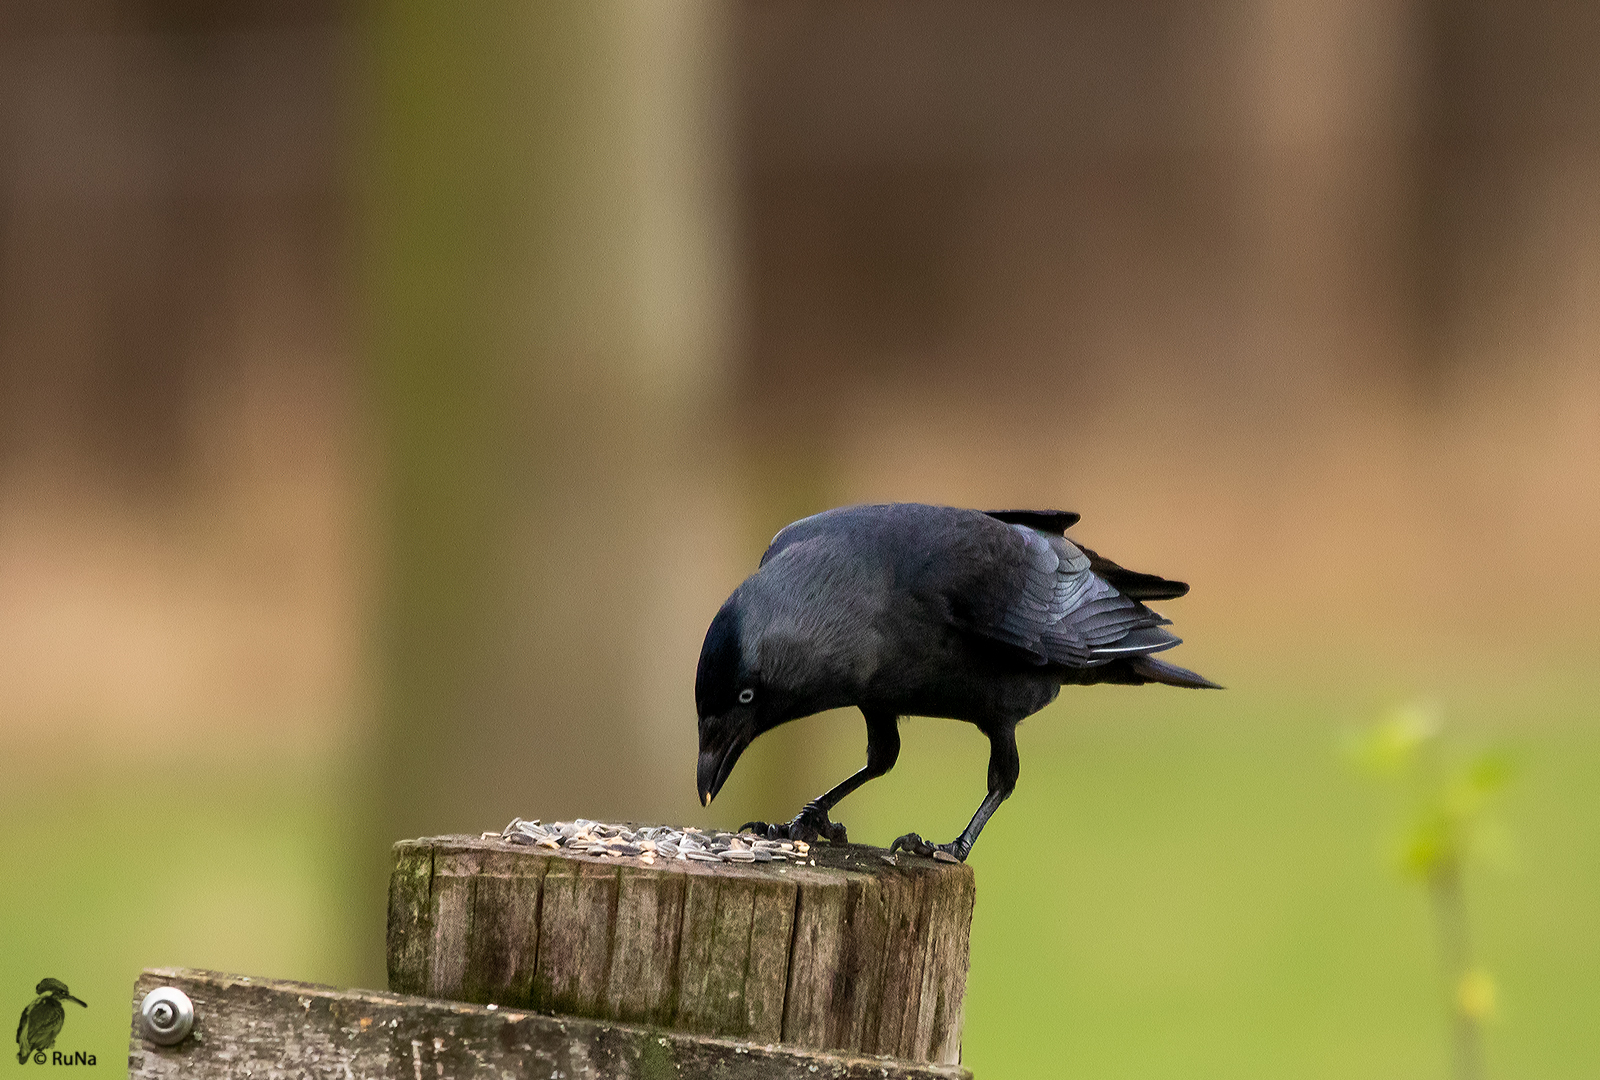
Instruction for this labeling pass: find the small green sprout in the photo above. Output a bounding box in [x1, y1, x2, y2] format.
[1352, 702, 1514, 1080]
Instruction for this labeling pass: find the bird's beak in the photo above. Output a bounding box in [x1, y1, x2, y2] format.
[696, 726, 750, 808]
[66, 996, 86, 1008]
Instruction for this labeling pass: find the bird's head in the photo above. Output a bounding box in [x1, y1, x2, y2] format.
[36, 979, 84, 1007]
[696, 548, 872, 807]
[695, 596, 796, 807]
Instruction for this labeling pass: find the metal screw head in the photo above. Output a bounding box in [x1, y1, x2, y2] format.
[139, 986, 195, 1046]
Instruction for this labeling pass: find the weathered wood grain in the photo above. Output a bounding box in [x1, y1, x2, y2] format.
[385, 842, 433, 991]
[388, 834, 976, 1064]
[128, 967, 972, 1080]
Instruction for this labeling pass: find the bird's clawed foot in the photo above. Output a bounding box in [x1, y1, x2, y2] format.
[889, 832, 965, 862]
[741, 800, 848, 844]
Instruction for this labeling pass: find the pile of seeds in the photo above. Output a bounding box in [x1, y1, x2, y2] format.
[487, 818, 812, 867]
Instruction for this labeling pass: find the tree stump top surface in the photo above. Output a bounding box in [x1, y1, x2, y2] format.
[400, 830, 974, 884]
[389, 832, 976, 1065]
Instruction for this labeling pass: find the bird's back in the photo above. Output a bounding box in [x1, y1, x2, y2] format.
[761, 502, 994, 567]
[758, 503, 1214, 703]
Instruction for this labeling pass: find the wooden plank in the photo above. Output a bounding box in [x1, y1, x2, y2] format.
[921, 861, 977, 1064]
[389, 835, 975, 1064]
[385, 840, 433, 995]
[604, 865, 688, 1025]
[876, 869, 934, 1058]
[461, 849, 548, 1007]
[745, 874, 799, 1037]
[782, 873, 849, 1047]
[425, 862, 473, 999]
[127, 967, 972, 1080]
[532, 858, 622, 1016]
[674, 871, 797, 1039]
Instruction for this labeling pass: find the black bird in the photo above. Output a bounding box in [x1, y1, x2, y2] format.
[695, 503, 1218, 861]
[16, 979, 85, 1064]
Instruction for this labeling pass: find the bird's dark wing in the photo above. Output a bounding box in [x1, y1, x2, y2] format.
[938, 521, 1181, 668]
[983, 509, 1081, 534]
[984, 511, 1189, 599]
[1076, 544, 1190, 600]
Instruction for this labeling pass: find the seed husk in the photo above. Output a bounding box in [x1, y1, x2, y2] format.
[490, 816, 916, 876]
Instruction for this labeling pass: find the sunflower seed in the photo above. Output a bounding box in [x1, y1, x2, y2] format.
[495, 816, 907, 875]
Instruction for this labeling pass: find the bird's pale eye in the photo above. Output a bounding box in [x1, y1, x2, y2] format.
[738, 688, 755, 704]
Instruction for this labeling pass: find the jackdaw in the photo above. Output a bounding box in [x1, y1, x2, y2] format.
[695, 503, 1218, 861]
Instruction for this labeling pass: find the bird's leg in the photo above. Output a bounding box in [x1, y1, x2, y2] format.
[892, 720, 1019, 862]
[742, 710, 899, 844]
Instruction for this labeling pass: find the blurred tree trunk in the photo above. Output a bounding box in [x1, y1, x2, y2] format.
[362, 0, 735, 980]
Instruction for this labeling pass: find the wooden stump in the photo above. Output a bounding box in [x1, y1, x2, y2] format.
[388, 834, 976, 1066]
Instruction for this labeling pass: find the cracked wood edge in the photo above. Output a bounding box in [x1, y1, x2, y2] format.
[128, 967, 972, 1080]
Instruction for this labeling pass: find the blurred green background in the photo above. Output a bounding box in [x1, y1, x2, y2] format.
[3, 2, 1598, 1077]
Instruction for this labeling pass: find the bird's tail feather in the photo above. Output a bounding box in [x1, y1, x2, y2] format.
[1126, 654, 1221, 689]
